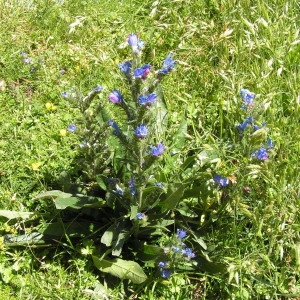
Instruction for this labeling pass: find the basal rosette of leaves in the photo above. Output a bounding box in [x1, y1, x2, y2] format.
[2, 34, 226, 283]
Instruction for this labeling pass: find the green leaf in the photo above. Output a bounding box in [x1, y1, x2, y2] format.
[182, 186, 203, 199]
[160, 183, 184, 210]
[38, 221, 93, 237]
[101, 224, 117, 247]
[112, 230, 129, 256]
[4, 232, 53, 247]
[130, 206, 138, 220]
[250, 128, 268, 149]
[92, 256, 147, 284]
[190, 231, 207, 250]
[96, 107, 111, 126]
[32, 190, 71, 200]
[197, 144, 221, 167]
[180, 155, 197, 171]
[96, 175, 107, 191]
[177, 205, 198, 218]
[54, 196, 105, 210]
[155, 219, 174, 227]
[154, 84, 168, 135]
[170, 110, 187, 152]
[0, 210, 35, 220]
[0, 263, 13, 283]
[136, 243, 165, 262]
[196, 256, 226, 274]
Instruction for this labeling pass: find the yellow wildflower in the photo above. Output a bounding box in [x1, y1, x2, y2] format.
[60, 129, 67, 137]
[31, 162, 42, 171]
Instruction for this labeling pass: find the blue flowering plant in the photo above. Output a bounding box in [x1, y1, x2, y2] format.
[6, 34, 214, 284]
[236, 88, 274, 161]
[157, 229, 196, 279]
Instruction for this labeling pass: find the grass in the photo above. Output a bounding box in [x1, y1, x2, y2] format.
[0, 0, 300, 299]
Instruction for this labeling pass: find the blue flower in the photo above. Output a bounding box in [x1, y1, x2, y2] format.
[161, 269, 171, 279]
[252, 147, 268, 160]
[253, 122, 267, 131]
[136, 213, 145, 220]
[79, 139, 89, 148]
[240, 88, 256, 106]
[134, 124, 148, 139]
[128, 33, 138, 51]
[68, 124, 76, 132]
[134, 64, 151, 80]
[155, 182, 163, 188]
[246, 116, 254, 125]
[137, 40, 145, 50]
[127, 34, 145, 51]
[109, 90, 123, 104]
[213, 175, 228, 187]
[158, 261, 166, 268]
[158, 53, 176, 75]
[94, 84, 103, 92]
[24, 57, 31, 64]
[59, 69, 66, 74]
[118, 61, 132, 75]
[138, 93, 156, 106]
[172, 246, 181, 253]
[128, 179, 135, 187]
[128, 179, 137, 195]
[237, 121, 248, 132]
[182, 248, 196, 259]
[149, 142, 165, 156]
[62, 91, 68, 98]
[267, 137, 273, 149]
[116, 184, 124, 195]
[177, 229, 187, 239]
[108, 120, 121, 136]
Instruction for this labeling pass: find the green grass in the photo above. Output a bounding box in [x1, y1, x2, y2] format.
[0, 0, 300, 299]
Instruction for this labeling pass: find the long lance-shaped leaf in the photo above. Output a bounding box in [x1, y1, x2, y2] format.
[170, 109, 187, 152]
[0, 210, 36, 220]
[54, 196, 105, 210]
[32, 190, 72, 200]
[32, 190, 105, 210]
[92, 256, 147, 284]
[153, 84, 168, 135]
[160, 183, 185, 210]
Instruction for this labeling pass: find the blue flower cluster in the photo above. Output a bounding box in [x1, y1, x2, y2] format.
[136, 212, 146, 220]
[158, 229, 196, 279]
[148, 142, 165, 157]
[138, 93, 157, 106]
[118, 61, 132, 75]
[134, 64, 151, 80]
[134, 124, 148, 139]
[237, 89, 274, 161]
[128, 33, 145, 52]
[109, 90, 123, 104]
[213, 175, 228, 187]
[240, 88, 256, 109]
[68, 124, 76, 132]
[237, 115, 267, 133]
[158, 53, 176, 75]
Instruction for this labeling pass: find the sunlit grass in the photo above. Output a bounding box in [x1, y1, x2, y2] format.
[0, 0, 299, 298]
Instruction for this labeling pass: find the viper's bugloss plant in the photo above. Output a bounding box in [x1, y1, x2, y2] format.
[237, 88, 274, 161]
[6, 34, 211, 285]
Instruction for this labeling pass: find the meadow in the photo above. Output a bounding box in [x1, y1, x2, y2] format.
[0, 0, 299, 299]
